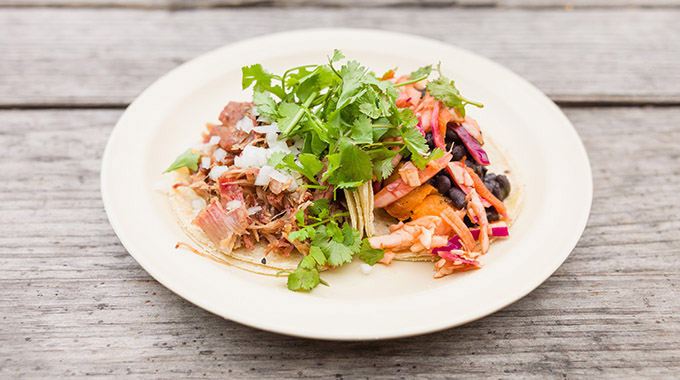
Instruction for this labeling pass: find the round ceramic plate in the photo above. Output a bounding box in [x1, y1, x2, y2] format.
[101, 29, 592, 340]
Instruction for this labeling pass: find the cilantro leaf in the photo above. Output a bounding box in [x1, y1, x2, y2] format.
[336, 60, 367, 110]
[327, 144, 373, 188]
[242, 64, 286, 99]
[412, 147, 446, 171]
[341, 222, 361, 252]
[287, 267, 320, 291]
[359, 101, 381, 119]
[253, 91, 278, 120]
[277, 102, 305, 135]
[368, 147, 398, 180]
[287, 226, 315, 243]
[322, 240, 355, 267]
[357, 239, 385, 265]
[400, 125, 430, 169]
[326, 221, 344, 242]
[308, 198, 330, 218]
[408, 65, 432, 80]
[426, 76, 483, 118]
[330, 49, 345, 63]
[350, 114, 373, 144]
[275, 153, 322, 184]
[298, 154, 324, 181]
[267, 151, 287, 168]
[309, 246, 327, 266]
[321, 153, 341, 183]
[164, 149, 201, 173]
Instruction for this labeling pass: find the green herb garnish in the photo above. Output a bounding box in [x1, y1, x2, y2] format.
[164, 149, 201, 173]
[240, 51, 481, 291]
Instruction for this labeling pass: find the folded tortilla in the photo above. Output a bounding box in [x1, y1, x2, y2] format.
[168, 171, 365, 275]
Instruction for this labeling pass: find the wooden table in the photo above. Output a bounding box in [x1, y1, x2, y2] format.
[1, 1, 679, 378]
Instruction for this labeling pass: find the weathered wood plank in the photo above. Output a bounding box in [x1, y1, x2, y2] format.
[0, 107, 678, 378]
[1, 8, 679, 106]
[2, 0, 680, 9]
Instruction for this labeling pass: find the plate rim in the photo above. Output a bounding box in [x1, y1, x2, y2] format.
[101, 27, 593, 340]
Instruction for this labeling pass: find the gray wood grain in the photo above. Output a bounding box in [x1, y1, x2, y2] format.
[0, 107, 678, 379]
[1, 7, 679, 107]
[2, 0, 680, 9]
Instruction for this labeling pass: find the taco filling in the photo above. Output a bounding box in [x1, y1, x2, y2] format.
[164, 50, 518, 291]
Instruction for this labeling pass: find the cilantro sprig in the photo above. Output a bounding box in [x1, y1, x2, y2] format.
[283, 199, 384, 292]
[164, 149, 201, 173]
[241, 50, 444, 185]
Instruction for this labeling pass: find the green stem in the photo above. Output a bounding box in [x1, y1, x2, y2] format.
[301, 184, 329, 189]
[306, 212, 350, 228]
[281, 64, 319, 89]
[394, 75, 428, 87]
[280, 91, 319, 136]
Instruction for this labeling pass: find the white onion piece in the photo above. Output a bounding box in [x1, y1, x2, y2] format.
[226, 200, 242, 210]
[236, 116, 254, 133]
[270, 169, 290, 183]
[208, 136, 221, 146]
[208, 165, 229, 180]
[234, 145, 268, 169]
[360, 264, 373, 275]
[200, 156, 211, 170]
[255, 165, 275, 186]
[247, 206, 262, 215]
[213, 148, 227, 162]
[192, 198, 206, 211]
[250, 105, 259, 116]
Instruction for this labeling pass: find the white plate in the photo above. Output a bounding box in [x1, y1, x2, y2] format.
[101, 29, 592, 340]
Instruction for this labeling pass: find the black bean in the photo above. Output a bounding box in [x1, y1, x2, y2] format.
[486, 207, 499, 222]
[495, 174, 511, 200]
[485, 173, 497, 182]
[451, 144, 467, 161]
[445, 127, 457, 143]
[465, 158, 488, 178]
[484, 179, 502, 200]
[425, 132, 435, 150]
[463, 215, 476, 228]
[446, 124, 462, 143]
[447, 186, 467, 210]
[434, 175, 452, 194]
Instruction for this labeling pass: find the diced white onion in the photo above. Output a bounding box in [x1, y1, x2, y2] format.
[192, 198, 206, 211]
[201, 156, 211, 170]
[250, 105, 259, 116]
[208, 136, 221, 146]
[235, 116, 254, 133]
[287, 179, 299, 192]
[226, 200, 242, 210]
[255, 165, 275, 186]
[270, 169, 290, 183]
[234, 145, 269, 169]
[208, 165, 229, 180]
[213, 148, 227, 162]
[246, 206, 262, 215]
[267, 140, 290, 154]
[253, 123, 279, 135]
[360, 263, 373, 275]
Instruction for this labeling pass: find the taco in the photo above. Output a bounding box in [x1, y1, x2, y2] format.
[163, 52, 520, 291]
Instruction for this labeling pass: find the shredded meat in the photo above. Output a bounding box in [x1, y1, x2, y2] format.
[192, 201, 248, 248]
[185, 102, 345, 255]
[218, 101, 254, 127]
